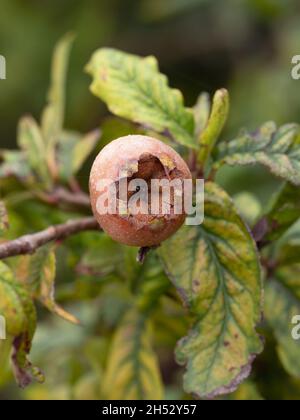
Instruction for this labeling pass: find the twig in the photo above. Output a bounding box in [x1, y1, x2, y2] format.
[0, 217, 100, 259]
[136, 246, 158, 264]
[38, 187, 91, 209]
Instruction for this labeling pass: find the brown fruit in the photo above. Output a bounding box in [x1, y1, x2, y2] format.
[89, 135, 192, 247]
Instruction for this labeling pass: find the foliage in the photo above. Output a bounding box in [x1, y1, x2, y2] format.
[1, 33, 300, 401]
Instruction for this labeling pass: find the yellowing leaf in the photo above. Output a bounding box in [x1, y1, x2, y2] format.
[16, 245, 79, 325]
[17, 116, 51, 186]
[0, 150, 33, 182]
[159, 182, 263, 399]
[0, 261, 43, 387]
[265, 267, 300, 377]
[193, 92, 211, 137]
[264, 183, 300, 241]
[214, 123, 300, 185]
[41, 33, 74, 145]
[72, 129, 100, 174]
[102, 309, 164, 400]
[198, 89, 229, 166]
[85, 48, 196, 148]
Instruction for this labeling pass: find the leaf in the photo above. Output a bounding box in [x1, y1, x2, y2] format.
[17, 116, 51, 185]
[101, 308, 164, 400]
[85, 48, 196, 148]
[214, 122, 300, 185]
[159, 182, 263, 399]
[71, 129, 100, 174]
[41, 33, 74, 145]
[193, 92, 211, 137]
[57, 129, 100, 181]
[16, 245, 79, 324]
[264, 183, 300, 241]
[0, 261, 43, 387]
[198, 89, 229, 166]
[0, 200, 9, 235]
[265, 276, 300, 377]
[56, 130, 81, 181]
[0, 150, 34, 182]
[233, 192, 262, 226]
[76, 234, 123, 277]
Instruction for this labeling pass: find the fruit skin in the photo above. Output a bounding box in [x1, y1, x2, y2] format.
[89, 135, 192, 247]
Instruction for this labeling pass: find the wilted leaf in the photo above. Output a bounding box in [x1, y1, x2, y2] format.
[0, 200, 9, 235]
[159, 182, 263, 399]
[16, 245, 79, 324]
[85, 48, 196, 148]
[0, 261, 43, 387]
[17, 116, 51, 185]
[214, 123, 300, 185]
[265, 275, 300, 377]
[102, 308, 164, 399]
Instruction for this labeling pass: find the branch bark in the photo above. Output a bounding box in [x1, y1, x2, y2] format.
[39, 187, 91, 209]
[0, 217, 100, 259]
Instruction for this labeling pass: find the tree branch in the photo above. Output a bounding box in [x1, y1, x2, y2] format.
[0, 217, 100, 259]
[39, 187, 91, 209]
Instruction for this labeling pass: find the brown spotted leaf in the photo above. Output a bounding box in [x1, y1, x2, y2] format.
[159, 182, 263, 399]
[0, 261, 43, 387]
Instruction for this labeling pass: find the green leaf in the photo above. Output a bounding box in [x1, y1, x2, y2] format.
[16, 245, 79, 324]
[0, 261, 43, 387]
[17, 116, 51, 186]
[41, 33, 74, 145]
[193, 92, 211, 137]
[233, 192, 262, 226]
[0, 200, 9, 235]
[102, 308, 164, 399]
[159, 182, 263, 399]
[0, 150, 34, 182]
[265, 275, 300, 377]
[72, 129, 100, 173]
[57, 129, 100, 181]
[76, 234, 123, 278]
[85, 48, 196, 148]
[198, 89, 229, 166]
[214, 122, 300, 185]
[264, 183, 300, 241]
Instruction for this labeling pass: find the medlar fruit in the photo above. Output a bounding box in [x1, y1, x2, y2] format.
[89, 135, 192, 247]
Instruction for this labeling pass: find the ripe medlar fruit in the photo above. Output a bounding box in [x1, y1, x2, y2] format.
[89, 135, 192, 247]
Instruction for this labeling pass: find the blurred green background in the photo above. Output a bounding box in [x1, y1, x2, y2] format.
[2, 0, 300, 201]
[1, 0, 300, 400]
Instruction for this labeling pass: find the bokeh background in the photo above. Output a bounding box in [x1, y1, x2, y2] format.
[1, 0, 300, 400]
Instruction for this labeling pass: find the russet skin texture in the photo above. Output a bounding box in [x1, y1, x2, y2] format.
[89, 135, 192, 247]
